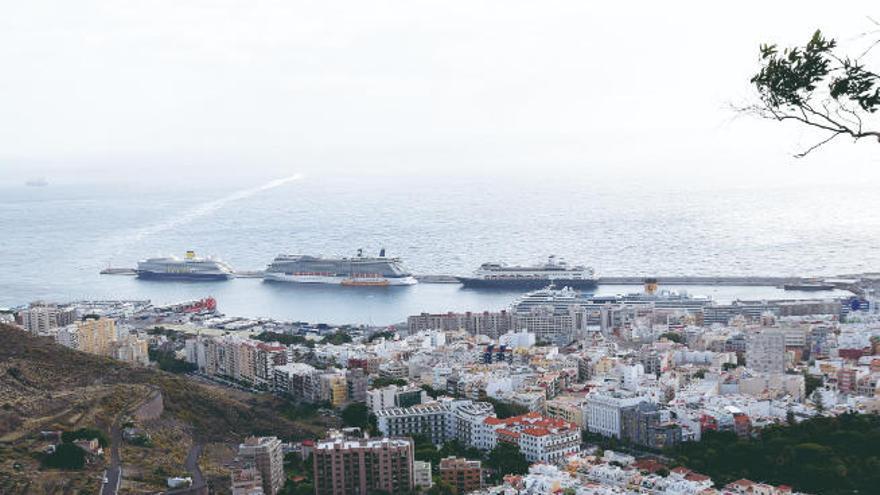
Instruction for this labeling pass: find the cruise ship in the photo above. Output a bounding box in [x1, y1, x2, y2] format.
[136, 251, 234, 281]
[458, 255, 598, 290]
[263, 249, 417, 286]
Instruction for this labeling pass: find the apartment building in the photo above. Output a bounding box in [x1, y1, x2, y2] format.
[481, 412, 580, 463]
[439, 457, 483, 494]
[375, 398, 495, 446]
[413, 460, 432, 490]
[366, 384, 429, 413]
[746, 330, 786, 374]
[237, 436, 284, 495]
[545, 395, 587, 429]
[313, 435, 414, 495]
[77, 316, 117, 356]
[585, 392, 646, 439]
[18, 302, 76, 334]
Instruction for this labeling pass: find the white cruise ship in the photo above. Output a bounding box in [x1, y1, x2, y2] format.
[264, 249, 417, 286]
[137, 251, 234, 281]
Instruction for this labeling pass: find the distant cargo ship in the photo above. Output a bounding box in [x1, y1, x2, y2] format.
[137, 251, 234, 281]
[264, 249, 417, 286]
[458, 255, 598, 290]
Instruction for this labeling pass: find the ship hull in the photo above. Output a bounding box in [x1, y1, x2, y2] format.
[264, 273, 418, 286]
[136, 271, 232, 281]
[458, 277, 598, 290]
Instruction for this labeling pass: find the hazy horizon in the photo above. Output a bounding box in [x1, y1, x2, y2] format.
[2, 1, 879, 189]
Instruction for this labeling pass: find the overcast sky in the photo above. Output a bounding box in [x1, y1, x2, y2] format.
[1, 1, 878, 187]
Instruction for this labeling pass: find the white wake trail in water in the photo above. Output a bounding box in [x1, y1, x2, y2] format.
[108, 174, 302, 255]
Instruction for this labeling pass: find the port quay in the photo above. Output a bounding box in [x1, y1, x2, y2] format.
[102, 266, 869, 292]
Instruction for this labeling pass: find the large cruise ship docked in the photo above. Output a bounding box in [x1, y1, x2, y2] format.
[137, 251, 234, 281]
[458, 255, 598, 290]
[263, 249, 417, 286]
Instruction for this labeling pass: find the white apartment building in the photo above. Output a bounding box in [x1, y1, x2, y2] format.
[746, 330, 786, 374]
[499, 330, 536, 349]
[375, 398, 495, 446]
[375, 401, 455, 444]
[366, 384, 429, 413]
[481, 412, 581, 463]
[55, 325, 79, 350]
[413, 461, 433, 489]
[585, 392, 646, 438]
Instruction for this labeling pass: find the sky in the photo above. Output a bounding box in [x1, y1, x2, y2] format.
[0, 1, 878, 187]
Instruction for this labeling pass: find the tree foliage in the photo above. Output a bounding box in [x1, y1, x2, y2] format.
[804, 372, 824, 397]
[370, 377, 408, 388]
[669, 413, 880, 494]
[484, 397, 529, 419]
[321, 331, 353, 346]
[746, 27, 880, 156]
[62, 428, 109, 448]
[254, 331, 315, 348]
[485, 442, 530, 482]
[280, 452, 314, 495]
[368, 330, 396, 342]
[148, 348, 197, 374]
[341, 402, 378, 434]
[43, 443, 86, 470]
[420, 384, 444, 399]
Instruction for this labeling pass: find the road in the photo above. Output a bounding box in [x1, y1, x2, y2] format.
[100, 389, 160, 495]
[164, 443, 207, 494]
[100, 420, 123, 495]
[184, 443, 205, 488]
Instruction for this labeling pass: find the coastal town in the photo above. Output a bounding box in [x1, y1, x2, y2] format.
[4, 275, 880, 495]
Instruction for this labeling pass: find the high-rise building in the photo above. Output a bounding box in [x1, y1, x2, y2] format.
[585, 392, 646, 439]
[230, 465, 264, 495]
[439, 457, 483, 494]
[313, 434, 414, 495]
[746, 330, 786, 374]
[238, 436, 284, 495]
[110, 334, 150, 366]
[55, 325, 80, 350]
[620, 402, 682, 449]
[76, 316, 117, 356]
[18, 302, 76, 335]
[346, 368, 368, 402]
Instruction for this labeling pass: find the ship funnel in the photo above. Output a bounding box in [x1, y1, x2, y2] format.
[185, 250, 195, 260]
[357, 248, 363, 257]
[644, 277, 658, 295]
[379, 248, 386, 257]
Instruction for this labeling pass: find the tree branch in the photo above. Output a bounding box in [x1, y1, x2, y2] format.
[794, 132, 844, 158]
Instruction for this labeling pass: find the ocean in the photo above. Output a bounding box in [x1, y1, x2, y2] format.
[1, 175, 875, 324]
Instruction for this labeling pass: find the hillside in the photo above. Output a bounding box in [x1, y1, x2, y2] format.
[0, 324, 332, 494]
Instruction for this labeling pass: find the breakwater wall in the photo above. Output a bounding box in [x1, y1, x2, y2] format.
[415, 275, 807, 286]
[595, 276, 804, 286]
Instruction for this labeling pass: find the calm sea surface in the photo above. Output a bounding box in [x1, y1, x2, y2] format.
[1, 175, 875, 324]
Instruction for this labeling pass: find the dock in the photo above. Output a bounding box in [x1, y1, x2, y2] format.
[233, 270, 265, 279]
[98, 268, 863, 294]
[100, 268, 137, 276]
[594, 276, 806, 286]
